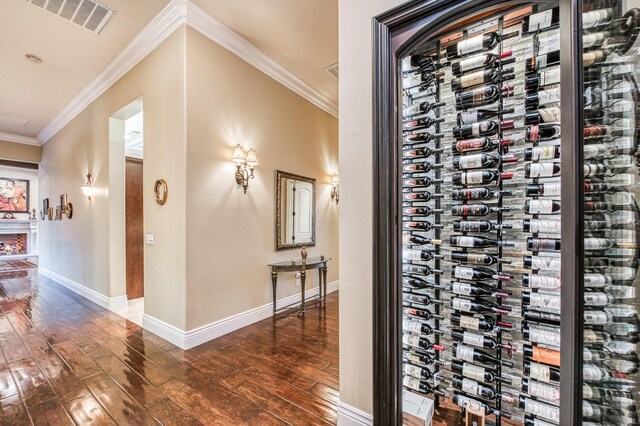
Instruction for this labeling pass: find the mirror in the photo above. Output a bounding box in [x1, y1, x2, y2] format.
[275, 170, 316, 251]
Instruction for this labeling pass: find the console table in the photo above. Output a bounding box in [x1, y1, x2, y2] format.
[268, 256, 331, 316]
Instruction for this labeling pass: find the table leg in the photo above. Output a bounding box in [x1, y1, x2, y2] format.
[322, 266, 328, 306]
[271, 271, 278, 316]
[299, 270, 306, 316]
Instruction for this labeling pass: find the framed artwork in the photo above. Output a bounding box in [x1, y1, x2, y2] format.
[0, 178, 29, 213]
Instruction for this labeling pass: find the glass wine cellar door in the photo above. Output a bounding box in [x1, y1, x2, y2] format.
[373, 0, 640, 425]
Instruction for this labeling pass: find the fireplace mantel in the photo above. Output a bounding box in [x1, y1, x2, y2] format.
[0, 220, 38, 259]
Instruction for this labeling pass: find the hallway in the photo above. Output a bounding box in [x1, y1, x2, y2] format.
[0, 269, 339, 425]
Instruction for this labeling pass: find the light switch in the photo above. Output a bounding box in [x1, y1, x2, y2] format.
[145, 234, 155, 245]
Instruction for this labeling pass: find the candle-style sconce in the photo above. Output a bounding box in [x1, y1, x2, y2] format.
[60, 194, 73, 219]
[40, 199, 49, 221]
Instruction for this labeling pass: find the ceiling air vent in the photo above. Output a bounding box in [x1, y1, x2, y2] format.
[0, 114, 29, 127]
[24, 0, 116, 34]
[324, 63, 339, 80]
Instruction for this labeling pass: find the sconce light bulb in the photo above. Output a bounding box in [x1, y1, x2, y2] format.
[232, 144, 246, 164]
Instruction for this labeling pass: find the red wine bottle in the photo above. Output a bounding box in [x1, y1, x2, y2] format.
[403, 376, 445, 396]
[452, 170, 513, 185]
[451, 330, 508, 351]
[450, 313, 493, 332]
[403, 275, 439, 289]
[445, 31, 518, 59]
[525, 88, 561, 109]
[402, 207, 443, 217]
[403, 101, 447, 119]
[523, 325, 561, 348]
[450, 252, 508, 266]
[523, 255, 561, 271]
[402, 54, 445, 74]
[524, 200, 561, 215]
[452, 220, 512, 232]
[521, 379, 560, 406]
[522, 274, 560, 290]
[404, 350, 440, 366]
[403, 177, 443, 187]
[525, 162, 560, 178]
[523, 7, 559, 33]
[522, 291, 561, 313]
[403, 363, 435, 380]
[403, 116, 445, 131]
[451, 204, 510, 216]
[453, 343, 514, 367]
[452, 120, 515, 139]
[401, 160, 443, 171]
[403, 131, 444, 143]
[525, 51, 560, 73]
[450, 298, 511, 315]
[451, 137, 513, 153]
[403, 71, 444, 90]
[527, 237, 561, 252]
[452, 265, 512, 281]
[450, 67, 515, 91]
[526, 67, 560, 92]
[525, 183, 561, 197]
[450, 281, 510, 298]
[524, 310, 562, 325]
[526, 124, 561, 142]
[452, 153, 517, 170]
[403, 292, 442, 306]
[524, 145, 561, 161]
[451, 375, 499, 399]
[451, 50, 513, 76]
[522, 219, 561, 234]
[403, 333, 438, 350]
[457, 108, 515, 125]
[404, 306, 443, 321]
[403, 264, 443, 276]
[518, 396, 559, 424]
[403, 248, 443, 261]
[450, 360, 512, 384]
[455, 84, 514, 110]
[403, 318, 439, 336]
[451, 187, 511, 200]
[449, 235, 514, 248]
[524, 107, 561, 125]
[402, 191, 443, 202]
[524, 360, 560, 383]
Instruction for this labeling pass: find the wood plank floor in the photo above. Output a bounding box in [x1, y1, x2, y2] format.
[0, 269, 339, 425]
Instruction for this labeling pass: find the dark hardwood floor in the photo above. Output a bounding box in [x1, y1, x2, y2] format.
[0, 269, 339, 425]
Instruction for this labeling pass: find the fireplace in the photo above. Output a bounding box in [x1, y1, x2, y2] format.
[0, 220, 38, 259]
[0, 233, 27, 256]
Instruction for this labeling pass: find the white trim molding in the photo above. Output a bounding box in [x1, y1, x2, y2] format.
[38, 267, 128, 310]
[143, 281, 339, 350]
[337, 401, 373, 426]
[0, 132, 40, 146]
[35, 0, 337, 145]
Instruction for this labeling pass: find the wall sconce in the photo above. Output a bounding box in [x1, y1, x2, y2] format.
[330, 173, 339, 205]
[80, 173, 94, 200]
[232, 144, 258, 193]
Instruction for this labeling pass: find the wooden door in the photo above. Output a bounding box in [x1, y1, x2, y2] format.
[125, 157, 144, 299]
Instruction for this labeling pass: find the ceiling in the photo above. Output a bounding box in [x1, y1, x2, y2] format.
[0, 0, 338, 144]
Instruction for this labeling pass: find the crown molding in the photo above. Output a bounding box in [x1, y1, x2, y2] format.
[185, 2, 338, 118]
[37, 0, 189, 144]
[0, 132, 40, 146]
[35, 0, 337, 145]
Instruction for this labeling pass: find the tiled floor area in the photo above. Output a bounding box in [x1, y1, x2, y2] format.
[0, 269, 339, 425]
[111, 297, 144, 326]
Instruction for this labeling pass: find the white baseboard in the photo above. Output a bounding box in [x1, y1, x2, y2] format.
[143, 280, 339, 349]
[337, 401, 373, 426]
[38, 267, 127, 311]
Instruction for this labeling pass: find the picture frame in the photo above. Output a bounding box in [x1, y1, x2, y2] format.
[0, 178, 29, 214]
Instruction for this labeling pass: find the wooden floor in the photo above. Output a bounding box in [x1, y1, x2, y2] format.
[0, 269, 339, 425]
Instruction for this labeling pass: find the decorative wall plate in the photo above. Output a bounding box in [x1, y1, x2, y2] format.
[154, 179, 168, 205]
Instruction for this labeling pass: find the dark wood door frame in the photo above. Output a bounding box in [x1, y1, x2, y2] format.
[125, 156, 144, 300]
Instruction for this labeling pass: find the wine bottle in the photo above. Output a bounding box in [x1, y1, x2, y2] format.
[403, 148, 444, 160]
[582, 8, 613, 29]
[524, 200, 561, 215]
[583, 163, 607, 177]
[523, 255, 561, 271]
[403, 363, 435, 381]
[527, 237, 561, 252]
[583, 363, 610, 383]
[451, 187, 511, 200]
[404, 131, 444, 143]
[524, 360, 560, 383]
[453, 343, 514, 367]
[453, 393, 510, 417]
[526, 51, 560, 73]
[403, 101, 447, 118]
[525, 88, 561, 109]
[582, 31, 608, 48]
[403, 264, 443, 276]
[404, 306, 443, 321]
[523, 219, 561, 234]
[523, 7, 559, 33]
[525, 162, 561, 178]
[583, 292, 613, 307]
[451, 330, 507, 351]
[450, 235, 514, 248]
[403, 376, 444, 396]
[583, 125, 628, 138]
[402, 54, 447, 73]
[455, 84, 514, 110]
[403, 318, 438, 336]
[451, 204, 509, 216]
[524, 145, 561, 162]
[525, 183, 561, 197]
[525, 107, 561, 125]
[523, 324, 561, 348]
[402, 191, 443, 202]
[403, 248, 443, 261]
[450, 361, 512, 384]
[452, 120, 515, 139]
[522, 274, 561, 290]
[445, 32, 518, 59]
[450, 313, 494, 332]
[403, 275, 439, 289]
[524, 415, 556, 426]
[403, 333, 437, 350]
[457, 108, 515, 125]
[523, 310, 562, 325]
[526, 124, 561, 142]
[451, 137, 513, 153]
[403, 221, 441, 232]
[402, 207, 443, 217]
[522, 291, 561, 313]
[523, 344, 561, 367]
[453, 220, 512, 232]
[450, 298, 511, 315]
[450, 67, 515, 91]
[451, 375, 499, 399]
[452, 264, 512, 281]
[526, 66, 560, 92]
[403, 177, 443, 188]
[403, 116, 445, 131]
[403, 71, 444, 90]
[404, 350, 438, 366]
[518, 396, 560, 424]
[450, 251, 508, 266]
[451, 50, 514, 76]
[452, 153, 517, 170]
[450, 281, 510, 298]
[452, 170, 513, 185]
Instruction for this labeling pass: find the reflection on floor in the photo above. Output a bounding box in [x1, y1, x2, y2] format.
[0, 269, 339, 425]
[111, 297, 143, 326]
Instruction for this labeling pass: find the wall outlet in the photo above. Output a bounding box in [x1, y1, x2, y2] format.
[145, 234, 155, 245]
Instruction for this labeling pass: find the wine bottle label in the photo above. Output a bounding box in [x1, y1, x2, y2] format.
[404, 364, 424, 378]
[528, 380, 560, 404]
[459, 315, 481, 330]
[403, 376, 421, 392]
[539, 35, 560, 54]
[529, 219, 561, 234]
[582, 10, 608, 29]
[403, 334, 421, 347]
[536, 55, 548, 70]
[523, 398, 560, 422]
[455, 138, 485, 151]
[455, 344, 476, 362]
[584, 310, 609, 325]
[528, 9, 555, 31]
[529, 256, 561, 271]
[472, 88, 487, 102]
[532, 345, 561, 366]
[452, 282, 473, 295]
[457, 34, 484, 55]
[454, 236, 476, 248]
[527, 275, 561, 290]
[452, 298, 473, 312]
[459, 54, 488, 72]
[583, 238, 610, 250]
[403, 249, 422, 261]
[582, 33, 601, 48]
[529, 362, 552, 382]
[454, 266, 476, 280]
[583, 163, 606, 176]
[464, 171, 484, 184]
[531, 145, 559, 161]
[528, 325, 561, 347]
[462, 363, 486, 381]
[538, 88, 560, 106]
[460, 70, 485, 88]
[466, 253, 489, 264]
[455, 394, 485, 415]
[540, 67, 560, 86]
[403, 73, 423, 88]
[528, 162, 557, 178]
[530, 292, 561, 311]
[527, 200, 557, 214]
[583, 364, 606, 381]
[403, 103, 422, 116]
[584, 293, 609, 306]
[461, 378, 480, 396]
[463, 331, 485, 347]
[404, 320, 422, 333]
[540, 182, 561, 197]
[529, 238, 559, 252]
[457, 154, 484, 169]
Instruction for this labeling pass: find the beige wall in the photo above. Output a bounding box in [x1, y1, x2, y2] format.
[339, 0, 405, 416]
[39, 27, 188, 329]
[184, 27, 339, 329]
[0, 140, 41, 163]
